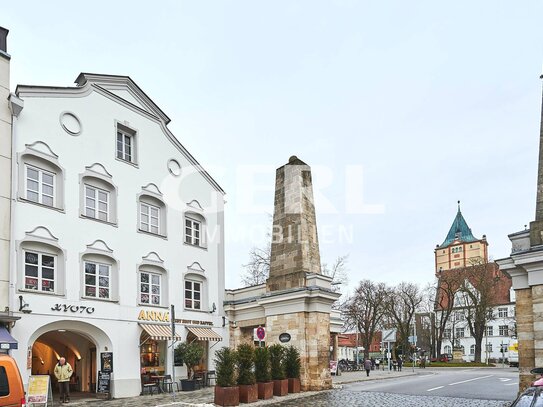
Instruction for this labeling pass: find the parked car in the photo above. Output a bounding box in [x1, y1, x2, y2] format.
[438, 354, 453, 362]
[0, 354, 26, 407]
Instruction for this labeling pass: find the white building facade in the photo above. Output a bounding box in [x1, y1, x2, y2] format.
[8, 73, 227, 397]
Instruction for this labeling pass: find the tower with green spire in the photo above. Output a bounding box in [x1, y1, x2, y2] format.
[434, 201, 488, 273]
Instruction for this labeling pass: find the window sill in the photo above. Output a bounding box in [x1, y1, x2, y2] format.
[137, 229, 167, 240]
[81, 296, 119, 303]
[138, 302, 169, 309]
[80, 214, 118, 227]
[19, 197, 65, 213]
[183, 308, 209, 314]
[115, 157, 139, 168]
[183, 242, 208, 251]
[18, 288, 65, 297]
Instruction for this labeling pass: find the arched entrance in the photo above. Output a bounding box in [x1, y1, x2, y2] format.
[28, 320, 113, 398]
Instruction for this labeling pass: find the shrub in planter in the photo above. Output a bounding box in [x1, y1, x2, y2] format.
[269, 344, 288, 396]
[254, 347, 273, 400]
[175, 342, 204, 391]
[284, 345, 301, 393]
[214, 347, 239, 406]
[237, 344, 258, 403]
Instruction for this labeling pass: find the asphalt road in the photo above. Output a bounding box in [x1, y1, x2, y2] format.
[344, 366, 519, 401]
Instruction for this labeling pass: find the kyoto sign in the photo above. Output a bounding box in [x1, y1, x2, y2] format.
[51, 303, 95, 314]
[138, 310, 170, 322]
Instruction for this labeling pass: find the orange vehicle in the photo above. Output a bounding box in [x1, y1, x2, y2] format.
[0, 354, 26, 407]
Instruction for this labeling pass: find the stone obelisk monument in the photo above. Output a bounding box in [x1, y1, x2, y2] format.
[263, 156, 339, 391]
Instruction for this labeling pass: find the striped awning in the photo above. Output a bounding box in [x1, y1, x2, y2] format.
[139, 323, 181, 341]
[187, 326, 222, 342]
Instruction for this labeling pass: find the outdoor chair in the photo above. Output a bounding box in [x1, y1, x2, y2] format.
[194, 372, 205, 389]
[141, 374, 158, 395]
[206, 370, 216, 386]
[162, 374, 179, 392]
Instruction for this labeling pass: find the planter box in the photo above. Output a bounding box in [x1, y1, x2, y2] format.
[273, 379, 288, 396]
[215, 386, 240, 406]
[239, 383, 258, 403]
[288, 378, 301, 393]
[180, 379, 196, 391]
[257, 382, 274, 400]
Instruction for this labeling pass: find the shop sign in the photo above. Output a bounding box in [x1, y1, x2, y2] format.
[174, 318, 213, 326]
[138, 310, 170, 322]
[279, 333, 291, 343]
[27, 375, 52, 404]
[51, 304, 95, 314]
[101, 352, 113, 373]
[97, 371, 111, 396]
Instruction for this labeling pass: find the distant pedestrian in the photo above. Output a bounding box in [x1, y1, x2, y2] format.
[364, 358, 372, 377]
[371, 357, 375, 370]
[54, 357, 73, 403]
[375, 358, 380, 371]
[397, 357, 403, 372]
[421, 356, 426, 369]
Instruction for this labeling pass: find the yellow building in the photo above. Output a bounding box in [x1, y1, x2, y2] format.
[434, 202, 488, 273]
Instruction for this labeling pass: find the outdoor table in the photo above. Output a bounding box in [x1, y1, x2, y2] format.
[151, 375, 166, 393]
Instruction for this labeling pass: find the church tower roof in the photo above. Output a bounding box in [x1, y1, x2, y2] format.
[439, 202, 479, 248]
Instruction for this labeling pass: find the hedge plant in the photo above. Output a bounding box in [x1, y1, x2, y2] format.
[284, 345, 301, 379]
[254, 346, 271, 383]
[236, 343, 256, 385]
[268, 344, 286, 380]
[214, 347, 237, 387]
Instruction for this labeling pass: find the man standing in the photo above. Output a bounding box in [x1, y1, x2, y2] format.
[397, 357, 403, 372]
[364, 358, 372, 377]
[54, 357, 73, 403]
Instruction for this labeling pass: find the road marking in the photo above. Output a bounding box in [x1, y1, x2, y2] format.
[499, 378, 511, 382]
[505, 382, 518, 386]
[427, 386, 444, 392]
[448, 375, 493, 386]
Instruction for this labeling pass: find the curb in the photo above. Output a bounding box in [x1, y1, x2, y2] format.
[334, 371, 436, 385]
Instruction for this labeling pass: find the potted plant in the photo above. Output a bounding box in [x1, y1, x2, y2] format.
[269, 344, 288, 396]
[175, 342, 204, 391]
[284, 345, 301, 393]
[214, 347, 239, 406]
[254, 346, 273, 399]
[236, 344, 258, 403]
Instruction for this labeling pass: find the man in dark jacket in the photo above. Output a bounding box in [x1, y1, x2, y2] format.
[364, 358, 372, 377]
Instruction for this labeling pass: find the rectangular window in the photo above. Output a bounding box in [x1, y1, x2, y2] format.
[456, 327, 465, 338]
[499, 325, 508, 336]
[486, 343, 493, 352]
[184, 280, 201, 310]
[443, 329, 451, 339]
[455, 312, 465, 321]
[140, 272, 161, 305]
[140, 203, 160, 234]
[26, 165, 55, 206]
[84, 261, 110, 299]
[185, 218, 201, 246]
[116, 130, 133, 162]
[85, 185, 109, 221]
[24, 251, 55, 292]
[498, 308, 508, 318]
[485, 326, 493, 336]
[487, 310, 494, 319]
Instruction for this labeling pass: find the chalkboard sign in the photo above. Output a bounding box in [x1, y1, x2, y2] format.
[97, 371, 111, 395]
[101, 352, 113, 373]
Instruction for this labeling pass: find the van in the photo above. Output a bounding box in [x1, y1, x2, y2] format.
[0, 355, 26, 407]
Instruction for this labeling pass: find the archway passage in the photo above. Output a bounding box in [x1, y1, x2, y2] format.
[32, 329, 97, 399]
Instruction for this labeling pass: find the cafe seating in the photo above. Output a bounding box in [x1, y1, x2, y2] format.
[193, 371, 205, 389]
[206, 370, 216, 386]
[162, 374, 179, 392]
[141, 375, 158, 395]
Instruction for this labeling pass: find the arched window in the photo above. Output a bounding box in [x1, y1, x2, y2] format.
[18, 142, 65, 210]
[18, 227, 66, 296]
[470, 344, 475, 355]
[138, 184, 167, 237]
[81, 240, 119, 302]
[444, 345, 452, 354]
[184, 262, 207, 311]
[138, 252, 168, 307]
[80, 164, 118, 224]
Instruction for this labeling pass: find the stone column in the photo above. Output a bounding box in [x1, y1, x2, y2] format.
[332, 333, 339, 361]
[517, 288, 535, 392]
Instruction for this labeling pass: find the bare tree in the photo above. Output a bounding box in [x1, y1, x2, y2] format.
[384, 282, 423, 358]
[342, 280, 387, 359]
[240, 242, 271, 286]
[431, 272, 457, 359]
[322, 255, 349, 293]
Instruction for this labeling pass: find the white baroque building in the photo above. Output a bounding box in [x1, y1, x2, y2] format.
[7, 72, 227, 397]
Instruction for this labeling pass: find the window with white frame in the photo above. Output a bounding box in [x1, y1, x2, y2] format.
[443, 329, 451, 339]
[470, 344, 475, 355]
[184, 280, 201, 310]
[24, 251, 55, 292]
[485, 326, 493, 336]
[444, 345, 452, 354]
[140, 202, 160, 234]
[84, 261, 111, 299]
[85, 185, 109, 221]
[486, 343, 493, 352]
[455, 311, 465, 321]
[498, 308, 508, 318]
[116, 128, 133, 162]
[499, 325, 508, 336]
[487, 310, 494, 319]
[140, 272, 161, 305]
[25, 165, 55, 206]
[456, 327, 465, 338]
[185, 218, 201, 246]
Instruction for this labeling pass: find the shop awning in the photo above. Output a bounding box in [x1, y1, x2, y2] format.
[139, 323, 181, 341]
[187, 326, 222, 342]
[0, 326, 18, 350]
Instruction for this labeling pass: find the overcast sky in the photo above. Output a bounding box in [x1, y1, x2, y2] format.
[4, 1, 543, 293]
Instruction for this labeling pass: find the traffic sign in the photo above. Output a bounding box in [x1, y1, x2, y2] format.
[256, 326, 266, 341]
